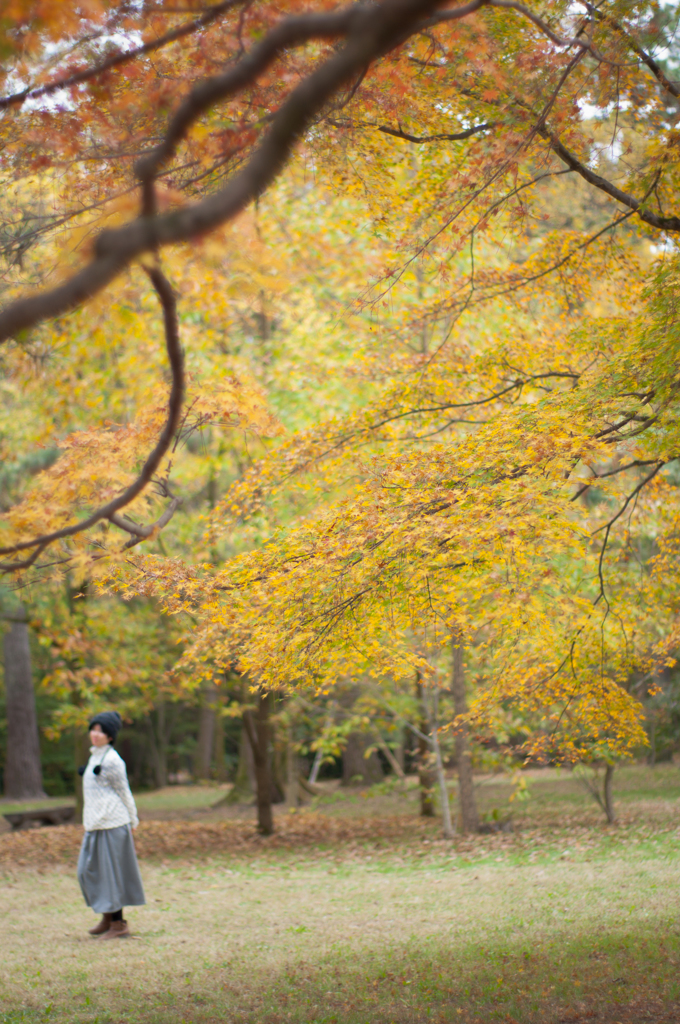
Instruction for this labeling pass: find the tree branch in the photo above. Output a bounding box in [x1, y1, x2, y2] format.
[486, 0, 603, 60]
[585, 4, 680, 101]
[0, 0, 243, 110]
[242, 707, 260, 759]
[593, 463, 665, 607]
[326, 116, 493, 142]
[0, 265, 184, 569]
[0, 0, 486, 345]
[539, 128, 680, 232]
[376, 122, 493, 142]
[133, 7, 364, 190]
[109, 487, 183, 550]
[570, 459, 661, 502]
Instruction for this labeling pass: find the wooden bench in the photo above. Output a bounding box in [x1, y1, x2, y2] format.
[3, 806, 76, 830]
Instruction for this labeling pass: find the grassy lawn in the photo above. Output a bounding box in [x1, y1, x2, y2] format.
[291, 762, 680, 833]
[4, 761, 679, 824]
[1, 764, 680, 1023]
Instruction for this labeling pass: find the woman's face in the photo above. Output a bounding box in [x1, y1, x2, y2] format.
[89, 724, 110, 748]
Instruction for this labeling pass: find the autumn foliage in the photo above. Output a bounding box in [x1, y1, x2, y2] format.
[3, 0, 680, 769]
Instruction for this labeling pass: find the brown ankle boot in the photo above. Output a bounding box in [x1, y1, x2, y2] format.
[100, 919, 130, 939]
[88, 913, 112, 935]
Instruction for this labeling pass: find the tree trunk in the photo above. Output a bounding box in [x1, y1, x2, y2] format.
[374, 732, 406, 779]
[64, 576, 89, 816]
[416, 675, 435, 817]
[286, 721, 300, 806]
[450, 635, 479, 833]
[603, 763, 616, 823]
[422, 686, 455, 838]
[243, 691, 274, 835]
[74, 729, 89, 823]
[342, 731, 384, 786]
[213, 699, 228, 782]
[270, 719, 287, 804]
[309, 746, 324, 784]
[3, 611, 45, 799]
[647, 716, 656, 767]
[193, 687, 216, 780]
[309, 712, 333, 784]
[147, 702, 170, 789]
[223, 724, 255, 805]
[395, 728, 406, 774]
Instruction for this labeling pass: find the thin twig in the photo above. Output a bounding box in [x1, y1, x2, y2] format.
[0, 0, 243, 110]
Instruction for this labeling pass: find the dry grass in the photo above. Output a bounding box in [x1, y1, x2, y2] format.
[2, 765, 680, 1024]
[2, 838, 680, 1024]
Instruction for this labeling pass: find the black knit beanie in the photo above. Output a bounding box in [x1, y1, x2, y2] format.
[88, 711, 122, 745]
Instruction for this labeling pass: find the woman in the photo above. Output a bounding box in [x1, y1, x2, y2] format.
[76, 711, 145, 939]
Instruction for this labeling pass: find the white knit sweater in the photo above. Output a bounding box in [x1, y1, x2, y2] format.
[82, 745, 139, 832]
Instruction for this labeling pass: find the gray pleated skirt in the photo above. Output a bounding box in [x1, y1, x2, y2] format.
[77, 824, 146, 914]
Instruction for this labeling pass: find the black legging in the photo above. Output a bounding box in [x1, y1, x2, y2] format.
[111, 909, 123, 921]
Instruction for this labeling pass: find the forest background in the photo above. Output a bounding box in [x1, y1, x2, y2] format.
[2, 0, 680, 836]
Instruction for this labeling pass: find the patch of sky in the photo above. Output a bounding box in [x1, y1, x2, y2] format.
[649, 235, 679, 255]
[433, 103, 490, 132]
[9, 24, 143, 114]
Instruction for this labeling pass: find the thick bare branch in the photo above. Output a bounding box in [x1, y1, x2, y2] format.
[133, 7, 363, 187]
[0, 0, 485, 345]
